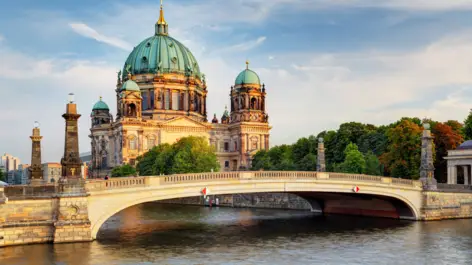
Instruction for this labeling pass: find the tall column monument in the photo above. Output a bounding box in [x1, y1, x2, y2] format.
[60, 93, 83, 181]
[317, 137, 326, 172]
[29, 121, 44, 185]
[420, 123, 437, 190]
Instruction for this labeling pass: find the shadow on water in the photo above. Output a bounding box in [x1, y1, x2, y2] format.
[97, 203, 413, 248]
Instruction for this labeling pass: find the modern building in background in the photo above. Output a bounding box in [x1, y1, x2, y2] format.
[1, 153, 20, 172]
[89, 3, 271, 176]
[18, 164, 30, 185]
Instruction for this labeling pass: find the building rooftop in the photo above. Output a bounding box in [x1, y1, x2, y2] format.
[457, 140, 472, 150]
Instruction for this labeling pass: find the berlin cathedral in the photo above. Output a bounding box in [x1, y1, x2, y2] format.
[89, 3, 271, 176]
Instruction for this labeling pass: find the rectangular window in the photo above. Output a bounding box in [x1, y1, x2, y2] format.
[165, 91, 170, 110]
[150, 90, 155, 109]
[142, 91, 148, 110]
[224, 142, 229, 152]
[224, 161, 229, 168]
[234, 141, 238, 151]
[172, 92, 179, 110]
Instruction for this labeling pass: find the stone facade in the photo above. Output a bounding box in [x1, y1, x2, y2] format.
[422, 190, 472, 220]
[89, 6, 271, 176]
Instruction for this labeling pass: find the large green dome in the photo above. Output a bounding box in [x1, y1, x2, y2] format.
[123, 35, 201, 79]
[235, 68, 260, 85]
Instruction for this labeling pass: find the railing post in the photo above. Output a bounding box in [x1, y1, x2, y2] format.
[381, 177, 392, 185]
[317, 172, 329, 180]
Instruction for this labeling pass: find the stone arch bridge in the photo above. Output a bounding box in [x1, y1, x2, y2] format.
[1, 171, 471, 247]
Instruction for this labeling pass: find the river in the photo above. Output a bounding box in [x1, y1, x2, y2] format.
[1, 203, 472, 265]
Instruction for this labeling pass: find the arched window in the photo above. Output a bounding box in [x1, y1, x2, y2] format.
[251, 97, 257, 109]
[127, 103, 137, 117]
[129, 135, 138, 150]
[147, 135, 156, 149]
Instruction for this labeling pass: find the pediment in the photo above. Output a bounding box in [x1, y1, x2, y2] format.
[162, 116, 210, 128]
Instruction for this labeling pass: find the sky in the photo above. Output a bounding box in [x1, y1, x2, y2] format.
[2, 0, 472, 163]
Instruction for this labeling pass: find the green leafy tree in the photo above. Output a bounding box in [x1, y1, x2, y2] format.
[111, 164, 137, 177]
[0, 170, 5, 182]
[171, 136, 220, 173]
[292, 136, 317, 162]
[464, 111, 472, 140]
[365, 152, 382, 176]
[337, 143, 366, 174]
[381, 119, 423, 179]
[297, 153, 317, 171]
[251, 150, 273, 170]
[136, 136, 220, 175]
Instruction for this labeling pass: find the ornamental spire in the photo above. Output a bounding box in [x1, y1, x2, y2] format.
[155, 0, 169, 35]
[246, 60, 249, 69]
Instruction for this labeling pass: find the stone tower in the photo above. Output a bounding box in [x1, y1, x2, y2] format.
[60, 93, 83, 179]
[317, 138, 326, 172]
[29, 122, 44, 185]
[420, 123, 437, 190]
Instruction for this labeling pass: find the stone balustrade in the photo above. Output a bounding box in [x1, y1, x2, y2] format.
[83, 171, 422, 192]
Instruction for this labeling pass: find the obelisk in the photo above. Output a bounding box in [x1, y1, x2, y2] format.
[60, 93, 83, 182]
[29, 122, 44, 185]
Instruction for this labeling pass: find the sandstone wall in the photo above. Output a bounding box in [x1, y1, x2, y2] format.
[422, 191, 472, 220]
[0, 198, 56, 247]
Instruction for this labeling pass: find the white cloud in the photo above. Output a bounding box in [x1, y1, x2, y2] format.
[69, 23, 132, 51]
[213, 36, 267, 54]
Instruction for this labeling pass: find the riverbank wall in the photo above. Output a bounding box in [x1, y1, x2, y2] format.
[159, 193, 312, 210]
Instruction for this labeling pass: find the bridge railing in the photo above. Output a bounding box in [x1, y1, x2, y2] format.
[85, 177, 148, 192]
[83, 171, 422, 192]
[4, 184, 58, 199]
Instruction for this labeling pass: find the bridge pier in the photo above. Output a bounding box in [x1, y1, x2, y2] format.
[53, 180, 92, 244]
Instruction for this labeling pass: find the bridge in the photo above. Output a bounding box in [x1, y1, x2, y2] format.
[84, 171, 423, 239]
[1, 170, 472, 247]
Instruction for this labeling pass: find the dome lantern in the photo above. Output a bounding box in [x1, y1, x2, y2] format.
[155, 0, 168, 36]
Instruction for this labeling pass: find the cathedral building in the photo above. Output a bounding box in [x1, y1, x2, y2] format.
[89, 3, 271, 176]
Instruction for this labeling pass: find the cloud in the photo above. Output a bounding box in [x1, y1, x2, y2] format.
[213, 36, 267, 54]
[69, 23, 132, 50]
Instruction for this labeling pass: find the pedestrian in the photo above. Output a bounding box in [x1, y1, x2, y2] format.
[104, 175, 109, 180]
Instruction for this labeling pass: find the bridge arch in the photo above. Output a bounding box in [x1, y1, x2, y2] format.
[87, 173, 423, 239]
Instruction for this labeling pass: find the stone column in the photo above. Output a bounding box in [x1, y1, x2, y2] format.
[420, 123, 437, 190]
[61, 94, 83, 180]
[29, 125, 44, 185]
[168, 89, 172, 110]
[464, 165, 469, 185]
[317, 138, 326, 172]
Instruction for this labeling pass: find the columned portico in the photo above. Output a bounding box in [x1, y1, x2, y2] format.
[444, 140, 472, 185]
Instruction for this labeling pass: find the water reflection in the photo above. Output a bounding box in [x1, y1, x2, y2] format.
[1, 203, 472, 265]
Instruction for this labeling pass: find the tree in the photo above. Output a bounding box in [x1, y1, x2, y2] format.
[0, 170, 5, 182]
[463, 110, 472, 140]
[268, 145, 295, 170]
[365, 152, 382, 176]
[111, 164, 137, 177]
[171, 136, 220, 174]
[297, 153, 317, 171]
[136, 136, 220, 175]
[380, 119, 423, 179]
[336, 143, 366, 174]
[251, 150, 273, 170]
[292, 136, 317, 162]
[432, 122, 464, 183]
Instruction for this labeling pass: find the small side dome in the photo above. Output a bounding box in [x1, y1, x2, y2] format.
[92, 97, 109, 111]
[121, 80, 140, 92]
[457, 140, 472, 150]
[235, 61, 260, 85]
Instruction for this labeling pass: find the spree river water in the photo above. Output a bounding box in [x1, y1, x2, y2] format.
[1, 203, 472, 265]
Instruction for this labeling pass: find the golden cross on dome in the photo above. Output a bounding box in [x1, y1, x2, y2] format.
[246, 60, 249, 69]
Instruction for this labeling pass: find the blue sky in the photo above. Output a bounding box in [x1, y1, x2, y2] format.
[2, 0, 472, 163]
